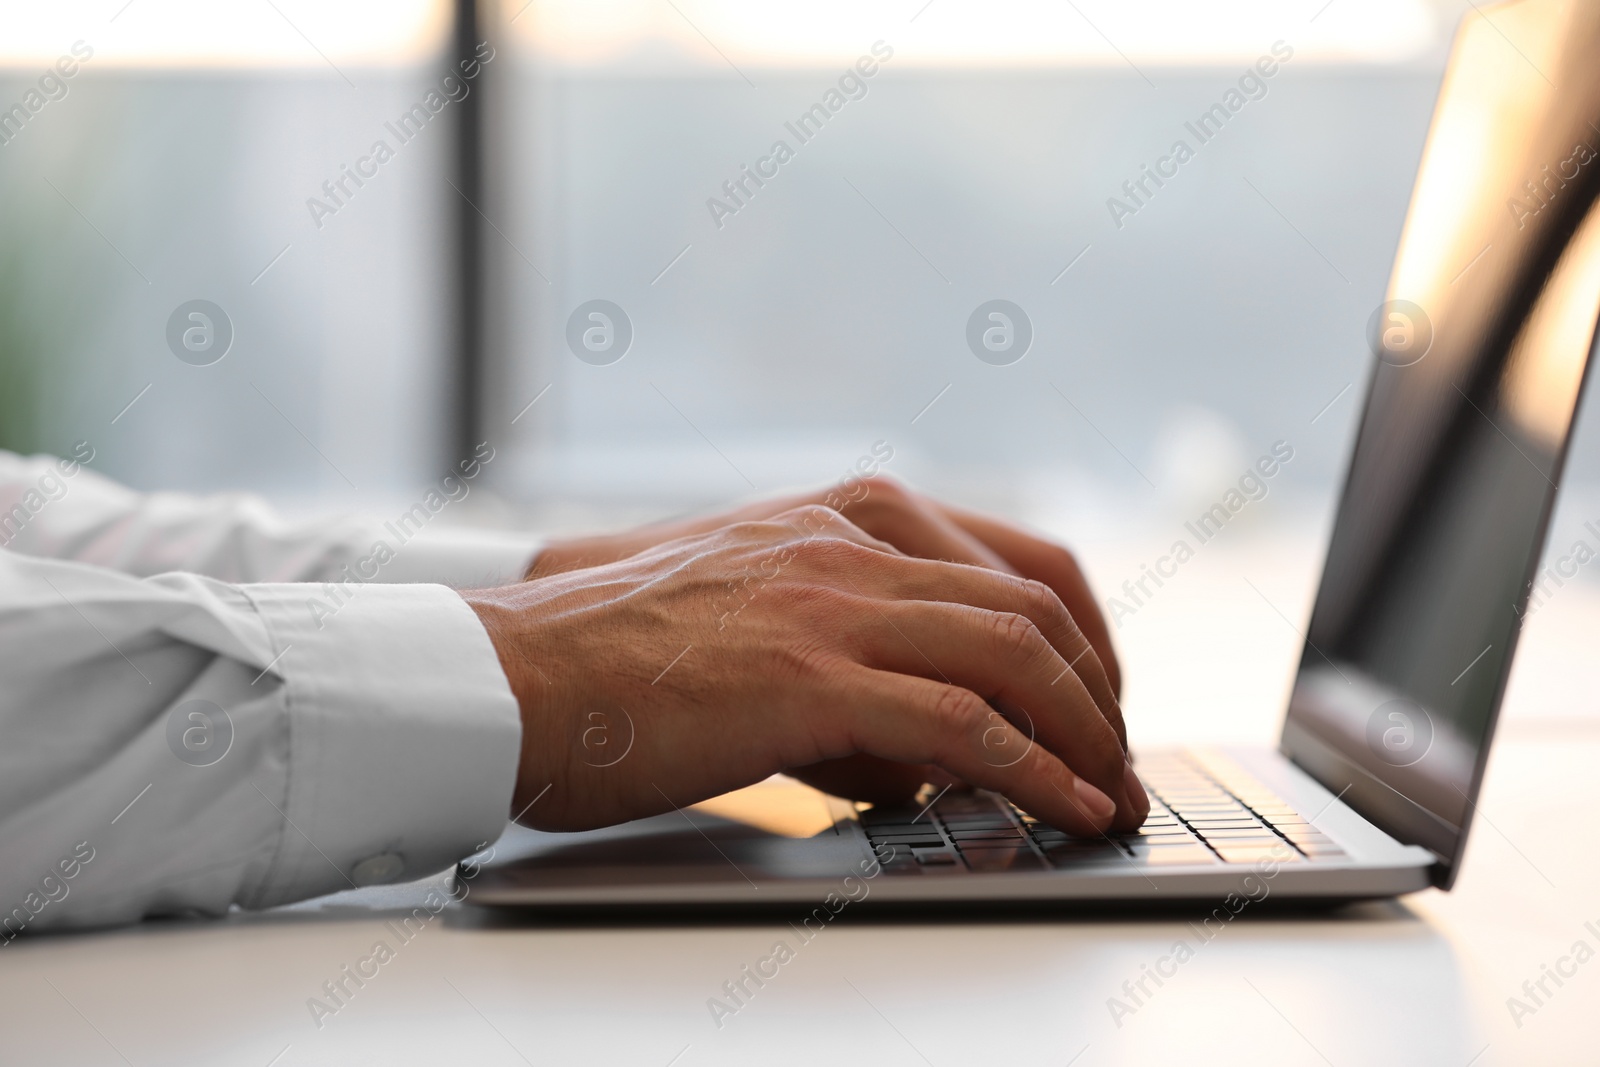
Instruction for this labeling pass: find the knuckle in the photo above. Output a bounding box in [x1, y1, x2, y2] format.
[726, 517, 786, 546]
[989, 610, 1044, 654]
[1078, 718, 1127, 778]
[769, 580, 850, 620]
[779, 636, 844, 686]
[928, 685, 988, 738]
[783, 505, 875, 547]
[790, 532, 871, 570]
[836, 476, 910, 525]
[777, 503, 845, 532]
[1018, 577, 1078, 632]
[1015, 576, 1057, 613]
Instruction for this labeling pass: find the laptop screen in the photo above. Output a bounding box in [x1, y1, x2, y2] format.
[1280, 0, 1600, 886]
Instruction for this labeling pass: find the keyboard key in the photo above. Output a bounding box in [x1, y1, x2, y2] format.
[1040, 846, 1126, 867]
[871, 839, 947, 851]
[1135, 846, 1217, 866]
[1185, 820, 1264, 831]
[1193, 829, 1282, 841]
[940, 818, 1017, 832]
[860, 809, 924, 825]
[955, 842, 1027, 853]
[932, 799, 998, 816]
[964, 848, 1044, 872]
[915, 850, 959, 866]
[1172, 811, 1250, 821]
[1212, 844, 1302, 864]
[880, 850, 922, 872]
[950, 829, 1023, 841]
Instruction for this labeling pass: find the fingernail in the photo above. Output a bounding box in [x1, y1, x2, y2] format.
[1124, 761, 1150, 814]
[1073, 777, 1116, 822]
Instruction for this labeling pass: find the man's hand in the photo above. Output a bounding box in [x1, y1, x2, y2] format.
[529, 475, 1122, 697]
[464, 506, 1148, 838]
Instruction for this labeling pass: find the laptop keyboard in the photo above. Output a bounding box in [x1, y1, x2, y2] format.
[858, 751, 1349, 875]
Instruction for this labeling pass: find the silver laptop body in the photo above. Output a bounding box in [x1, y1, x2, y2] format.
[467, 0, 1600, 911]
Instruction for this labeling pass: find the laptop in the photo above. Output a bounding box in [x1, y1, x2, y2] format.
[465, 0, 1600, 911]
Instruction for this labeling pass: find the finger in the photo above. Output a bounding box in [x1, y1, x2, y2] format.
[935, 502, 1122, 698]
[834, 482, 1016, 573]
[738, 507, 1129, 772]
[848, 554, 1127, 756]
[530, 489, 898, 577]
[755, 504, 907, 558]
[856, 598, 1145, 828]
[820, 666, 1119, 836]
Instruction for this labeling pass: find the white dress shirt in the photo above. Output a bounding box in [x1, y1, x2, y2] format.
[0, 447, 539, 935]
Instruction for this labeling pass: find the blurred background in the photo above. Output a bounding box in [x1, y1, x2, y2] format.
[1, 0, 1595, 740]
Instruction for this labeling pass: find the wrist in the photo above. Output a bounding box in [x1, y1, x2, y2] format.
[461, 588, 546, 818]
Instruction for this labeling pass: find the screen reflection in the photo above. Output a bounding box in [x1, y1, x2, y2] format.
[1283, 0, 1600, 873]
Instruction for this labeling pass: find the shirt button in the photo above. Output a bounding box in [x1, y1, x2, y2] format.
[350, 852, 405, 886]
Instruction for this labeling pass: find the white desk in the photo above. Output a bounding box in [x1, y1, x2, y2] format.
[3, 533, 1598, 1066]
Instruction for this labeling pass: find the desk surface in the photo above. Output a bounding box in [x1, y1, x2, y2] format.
[3, 538, 1598, 1067]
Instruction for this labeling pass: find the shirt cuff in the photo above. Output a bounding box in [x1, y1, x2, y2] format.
[363, 527, 541, 588]
[241, 581, 521, 908]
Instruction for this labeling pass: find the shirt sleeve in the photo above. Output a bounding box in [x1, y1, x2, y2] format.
[0, 552, 523, 933]
[0, 447, 541, 588]
[0, 450, 533, 933]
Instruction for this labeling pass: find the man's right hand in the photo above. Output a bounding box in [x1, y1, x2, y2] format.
[462, 506, 1148, 838]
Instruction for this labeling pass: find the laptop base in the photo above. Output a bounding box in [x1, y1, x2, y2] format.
[462, 747, 1435, 911]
